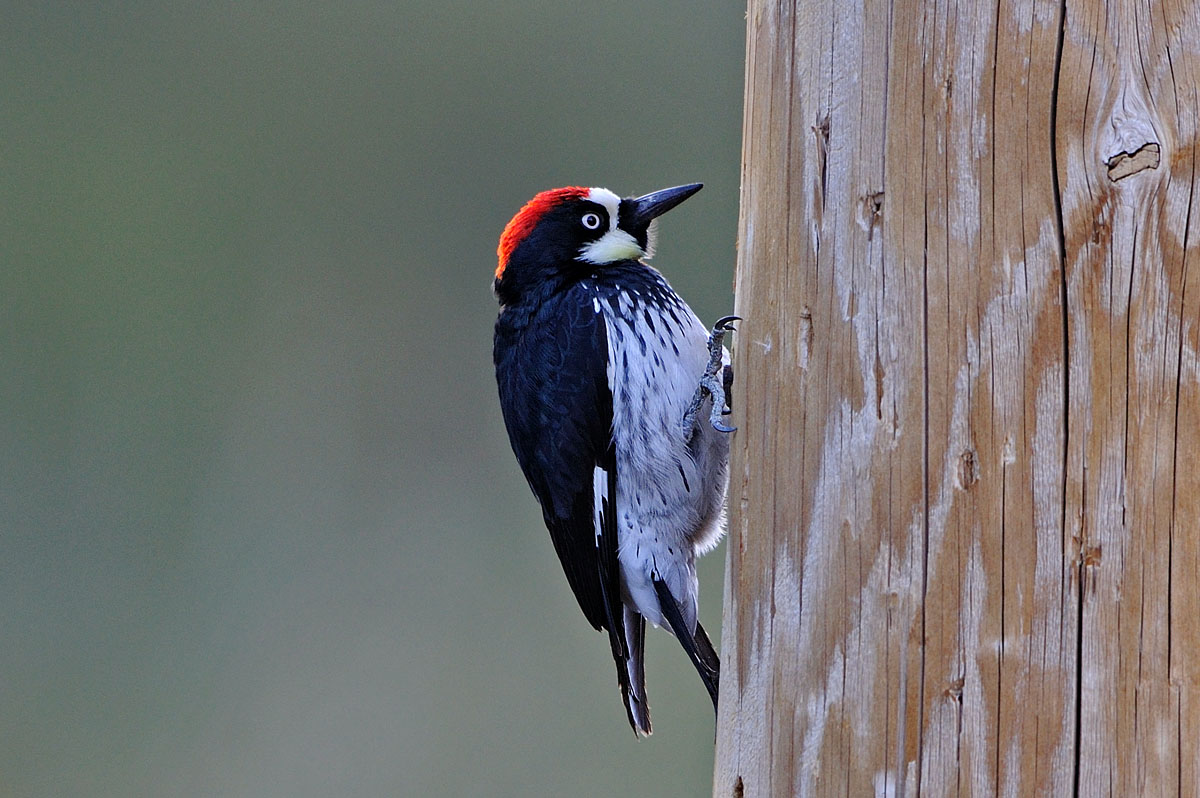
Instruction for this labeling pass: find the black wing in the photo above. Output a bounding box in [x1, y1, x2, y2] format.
[494, 284, 626, 641]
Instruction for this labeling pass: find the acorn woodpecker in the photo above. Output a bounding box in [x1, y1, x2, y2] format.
[492, 183, 735, 736]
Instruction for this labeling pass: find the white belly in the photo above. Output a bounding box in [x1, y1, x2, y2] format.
[599, 285, 730, 632]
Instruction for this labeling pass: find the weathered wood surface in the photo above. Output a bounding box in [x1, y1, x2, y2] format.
[715, 0, 1200, 795]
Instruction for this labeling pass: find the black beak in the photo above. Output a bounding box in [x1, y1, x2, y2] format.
[622, 183, 703, 232]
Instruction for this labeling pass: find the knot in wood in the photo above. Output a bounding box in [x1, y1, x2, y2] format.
[1101, 88, 1160, 182]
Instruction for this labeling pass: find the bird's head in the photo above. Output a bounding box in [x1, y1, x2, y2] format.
[494, 183, 702, 303]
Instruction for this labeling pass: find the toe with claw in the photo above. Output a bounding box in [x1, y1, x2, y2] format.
[682, 316, 741, 437]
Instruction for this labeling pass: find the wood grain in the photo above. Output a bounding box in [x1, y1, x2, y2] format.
[715, 1, 1200, 795]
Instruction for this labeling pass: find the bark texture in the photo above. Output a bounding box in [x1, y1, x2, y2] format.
[715, 1, 1200, 795]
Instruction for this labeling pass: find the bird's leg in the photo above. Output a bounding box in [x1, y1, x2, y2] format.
[722, 364, 734, 415]
[682, 315, 740, 436]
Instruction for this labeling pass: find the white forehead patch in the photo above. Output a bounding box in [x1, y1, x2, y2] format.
[579, 187, 644, 264]
[587, 187, 622, 231]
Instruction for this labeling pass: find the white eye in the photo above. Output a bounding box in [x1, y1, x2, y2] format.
[581, 212, 602, 230]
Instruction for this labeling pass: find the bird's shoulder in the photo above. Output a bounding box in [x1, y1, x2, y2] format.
[493, 280, 611, 514]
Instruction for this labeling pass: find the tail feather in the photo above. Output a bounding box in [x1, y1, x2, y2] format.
[692, 619, 721, 710]
[653, 577, 720, 711]
[620, 607, 651, 735]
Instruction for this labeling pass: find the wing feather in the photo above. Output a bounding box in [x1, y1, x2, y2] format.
[495, 282, 655, 734]
[495, 284, 625, 636]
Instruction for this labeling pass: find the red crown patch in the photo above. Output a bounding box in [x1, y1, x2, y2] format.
[496, 186, 589, 280]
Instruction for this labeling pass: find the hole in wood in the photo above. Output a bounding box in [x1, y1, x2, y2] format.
[1106, 142, 1160, 181]
[956, 448, 978, 489]
[859, 191, 884, 240]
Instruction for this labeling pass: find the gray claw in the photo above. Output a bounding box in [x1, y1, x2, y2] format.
[701, 372, 735, 433]
[713, 315, 741, 332]
[682, 316, 740, 437]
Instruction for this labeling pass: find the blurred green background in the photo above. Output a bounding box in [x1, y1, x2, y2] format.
[1, 3, 743, 796]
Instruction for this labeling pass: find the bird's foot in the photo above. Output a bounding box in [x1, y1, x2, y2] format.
[682, 316, 740, 436]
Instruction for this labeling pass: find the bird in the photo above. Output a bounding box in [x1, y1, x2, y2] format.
[492, 182, 736, 736]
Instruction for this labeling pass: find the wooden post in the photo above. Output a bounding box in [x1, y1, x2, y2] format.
[715, 0, 1200, 795]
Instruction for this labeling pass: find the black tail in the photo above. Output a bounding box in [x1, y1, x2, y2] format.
[618, 607, 651, 735]
[600, 608, 648, 736]
[593, 449, 652, 736]
[653, 578, 720, 711]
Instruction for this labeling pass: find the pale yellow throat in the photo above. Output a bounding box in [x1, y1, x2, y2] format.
[579, 229, 644, 264]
